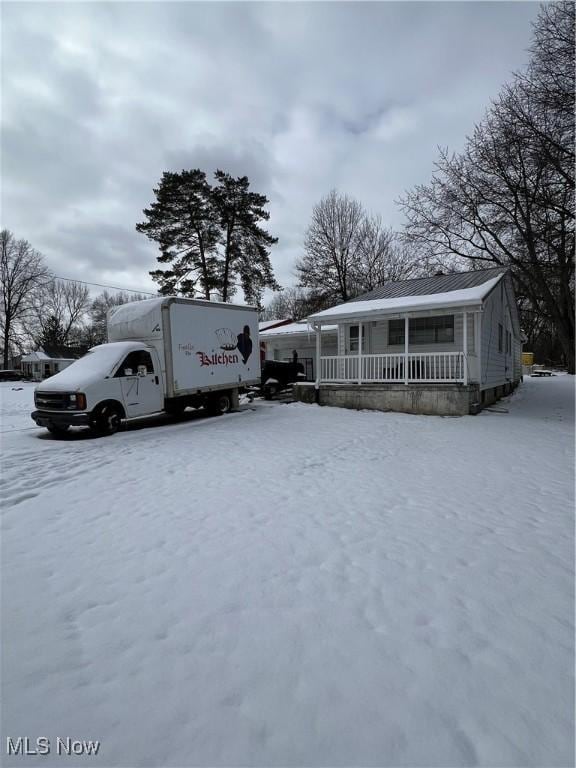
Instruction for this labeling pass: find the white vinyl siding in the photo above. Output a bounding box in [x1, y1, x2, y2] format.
[267, 334, 337, 363]
[480, 278, 521, 390]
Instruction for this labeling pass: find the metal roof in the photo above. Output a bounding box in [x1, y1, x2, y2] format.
[351, 267, 508, 303]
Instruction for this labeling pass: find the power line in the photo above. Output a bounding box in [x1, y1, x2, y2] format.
[45, 275, 157, 296]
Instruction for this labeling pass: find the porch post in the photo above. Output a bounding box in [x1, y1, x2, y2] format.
[315, 324, 321, 389]
[462, 311, 468, 385]
[358, 322, 363, 384]
[404, 315, 409, 385]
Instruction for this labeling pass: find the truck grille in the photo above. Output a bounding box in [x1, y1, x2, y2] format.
[35, 392, 68, 410]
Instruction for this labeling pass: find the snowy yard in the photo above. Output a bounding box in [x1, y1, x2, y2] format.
[1, 376, 574, 767]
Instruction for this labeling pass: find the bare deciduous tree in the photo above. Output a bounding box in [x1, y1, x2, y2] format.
[297, 190, 365, 303]
[399, 2, 574, 371]
[85, 290, 150, 346]
[261, 287, 331, 322]
[0, 230, 50, 367]
[352, 221, 421, 293]
[28, 279, 91, 347]
[297, 190, 421, 305]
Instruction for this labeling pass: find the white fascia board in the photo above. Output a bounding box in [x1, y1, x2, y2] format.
[312, 300, 484, 324]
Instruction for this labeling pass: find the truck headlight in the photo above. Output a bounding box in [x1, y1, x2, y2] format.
[67, 393, 87, 410]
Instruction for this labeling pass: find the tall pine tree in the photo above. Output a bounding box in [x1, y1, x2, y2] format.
[137, 170, 219, 299]
[37, 315, 67, 349]
[137, 169, 280, 304]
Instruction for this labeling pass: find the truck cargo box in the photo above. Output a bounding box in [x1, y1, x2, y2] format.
[108, 297, 260, 397]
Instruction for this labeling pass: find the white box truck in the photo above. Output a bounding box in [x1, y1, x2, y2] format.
[31, 297, 260, 436]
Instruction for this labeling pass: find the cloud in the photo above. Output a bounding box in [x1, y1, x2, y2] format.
[1, 1, 539, 300]
[368, 106, 419, 143]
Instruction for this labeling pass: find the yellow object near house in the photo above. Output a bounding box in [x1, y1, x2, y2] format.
[522, 352, 534, 366]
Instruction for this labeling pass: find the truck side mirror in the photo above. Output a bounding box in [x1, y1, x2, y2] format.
[124, 368, 133, 376]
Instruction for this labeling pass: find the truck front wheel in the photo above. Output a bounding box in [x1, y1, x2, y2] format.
[90, 403, 123, 436]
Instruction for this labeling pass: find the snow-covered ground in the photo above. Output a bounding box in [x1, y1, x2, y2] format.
[1, 377, 574, 767]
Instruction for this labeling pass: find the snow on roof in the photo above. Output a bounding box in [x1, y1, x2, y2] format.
[21, 351, 51, 362]
[259, 321, 337, 338]
[309, 274, 504, 323]
[259, 319, 292, 331]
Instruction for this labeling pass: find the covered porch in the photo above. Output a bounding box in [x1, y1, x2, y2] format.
[311, 308, 481, 388]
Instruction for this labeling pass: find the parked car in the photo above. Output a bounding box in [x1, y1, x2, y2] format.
[260, 360, 306, 400]
[0, 369, 24, 382]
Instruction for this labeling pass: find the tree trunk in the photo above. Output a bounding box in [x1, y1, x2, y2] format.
[3, 318, 10, 368]
[222, 223, 234, 302]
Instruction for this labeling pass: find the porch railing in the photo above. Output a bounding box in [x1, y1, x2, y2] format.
[320, 352, 466, 384]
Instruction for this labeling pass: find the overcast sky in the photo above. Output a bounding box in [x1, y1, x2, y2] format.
[2, 1, 540, 301]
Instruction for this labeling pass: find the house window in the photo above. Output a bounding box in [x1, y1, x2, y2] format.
[388, 316, 454, 346]
[498, 324, 503, 353]
[389, 319, 405, 346]
[506, 331, 511, 355]
[348, 325, 365, 353]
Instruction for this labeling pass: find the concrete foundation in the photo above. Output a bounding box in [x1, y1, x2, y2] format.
[294, 382, 481, 416]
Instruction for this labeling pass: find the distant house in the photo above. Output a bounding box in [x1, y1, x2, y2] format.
[21, 346, 84, 381]
[260, 321, 338, 381]
[294, 267, 522, 416]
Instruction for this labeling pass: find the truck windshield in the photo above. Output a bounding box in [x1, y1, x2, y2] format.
[60, 346, 126, 378]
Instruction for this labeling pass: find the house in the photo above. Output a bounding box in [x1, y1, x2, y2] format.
[258, 318, 294, 364]
[21, 346, 84, 381]
[258, 318, 293, 333]
[260, 321, 338, 381]
[294, 267, 522, 416]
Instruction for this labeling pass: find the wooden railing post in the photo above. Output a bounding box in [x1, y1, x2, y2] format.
[358, 322, 363, 384]
[404, 315, 409, 384]
[315, 324, 321, 389]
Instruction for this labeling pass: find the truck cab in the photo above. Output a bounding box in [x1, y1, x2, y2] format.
[32, 341, 164, 436]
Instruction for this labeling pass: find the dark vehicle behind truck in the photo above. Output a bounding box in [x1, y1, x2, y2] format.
[261, 360, 306, 399]
[0, 370, 25, 382]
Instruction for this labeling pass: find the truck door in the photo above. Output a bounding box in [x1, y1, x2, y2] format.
[115, 349, 163, 418]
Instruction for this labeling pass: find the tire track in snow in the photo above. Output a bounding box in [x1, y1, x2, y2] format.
[1, 408, 259, 510]
[1, 439, 137, 509]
